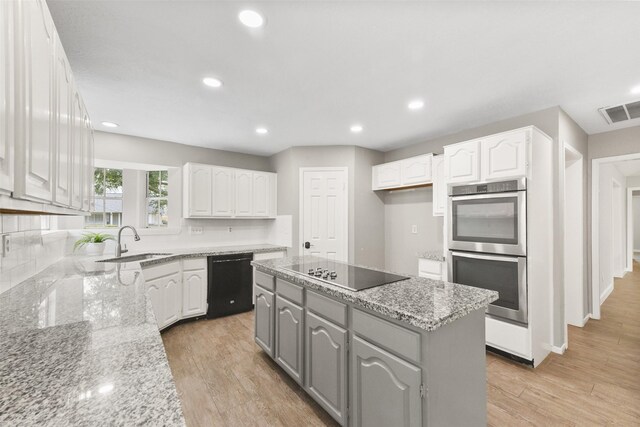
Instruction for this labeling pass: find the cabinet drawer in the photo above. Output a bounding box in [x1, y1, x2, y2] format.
[276, 278, 303, 305]
[142, 261, 181, 281]
[255, 270, 275, 291]
[352, 309, 421, 364]
[306, 290, 347, 327]
[183, 257, 206, 271]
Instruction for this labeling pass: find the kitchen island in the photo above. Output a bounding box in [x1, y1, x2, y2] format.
[252, 256, 498, 427]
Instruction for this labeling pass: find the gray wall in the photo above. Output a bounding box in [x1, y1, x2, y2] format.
[94, 131, 273, 171]
[269, 146, 385, 268]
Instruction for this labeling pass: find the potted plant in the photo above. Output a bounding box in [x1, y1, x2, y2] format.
[73, 232, 115, 256]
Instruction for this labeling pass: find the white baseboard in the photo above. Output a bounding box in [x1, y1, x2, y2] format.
[551, 342, 567, 355]
[580, 313, 591, 327]
[600, 282, 614, 304]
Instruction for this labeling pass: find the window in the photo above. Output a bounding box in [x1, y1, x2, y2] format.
[146, 170, 168, 227]
[86, 168, 123, 228]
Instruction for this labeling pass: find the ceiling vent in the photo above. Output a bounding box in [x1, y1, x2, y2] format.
[599, 100, 640, 124]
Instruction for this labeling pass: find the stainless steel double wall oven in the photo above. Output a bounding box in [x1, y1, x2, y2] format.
[448, 178, 528, 325]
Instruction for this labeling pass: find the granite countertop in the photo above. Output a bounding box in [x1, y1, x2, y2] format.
[0, 243, 287, 425]
[252, 256, 498, 332]
[417, 250, 445, 262]
[133, 244, 288, 267]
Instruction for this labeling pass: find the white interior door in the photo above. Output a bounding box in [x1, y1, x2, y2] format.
[300, 168, 348, 261]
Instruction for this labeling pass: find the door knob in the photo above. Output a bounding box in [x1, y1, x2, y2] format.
[304, 241, 313, 249]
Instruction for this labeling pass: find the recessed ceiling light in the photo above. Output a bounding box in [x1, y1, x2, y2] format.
[631, 85, 640, 95]
[350, 124, 363, 133]
[408, 99, 425, 110]
[203, 77, 223, 88]
[238, 10, 264, 28]
[101, 121, 118, 128]
[256, 127, 268, 135]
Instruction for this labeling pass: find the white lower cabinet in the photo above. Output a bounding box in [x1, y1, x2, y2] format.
[145, 269, 182, 330]
[350, 336, 422, 427]
[182, 258, 208, 318]
[418, 258, 444, 281]
[143, 257, 207, 331]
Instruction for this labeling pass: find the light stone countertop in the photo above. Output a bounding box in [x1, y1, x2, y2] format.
[252, 256, 498, 332]
[0, 243, 288, 426]
[417, 250, 445, 262]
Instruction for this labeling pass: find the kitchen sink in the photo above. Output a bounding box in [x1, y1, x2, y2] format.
[96, 253, 172, 263]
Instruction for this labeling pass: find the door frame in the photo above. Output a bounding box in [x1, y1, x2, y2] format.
[562, 143, 584, 336]
[591, 152, 639, 319]
[626, 186, 640, 272]
[299, 167, 349, 261]
[611, 178, 624, 279]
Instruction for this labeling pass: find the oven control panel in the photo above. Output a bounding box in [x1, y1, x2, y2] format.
[450, 178, 525, 196]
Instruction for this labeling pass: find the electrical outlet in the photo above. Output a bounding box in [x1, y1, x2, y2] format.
[411, 225, 418, 234]
[228, 227, 233, 233]
[189, 226, 203, 235]
[2, 234, 10, 257]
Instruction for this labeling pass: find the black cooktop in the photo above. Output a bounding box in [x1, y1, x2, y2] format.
[282, 259, 408, 291]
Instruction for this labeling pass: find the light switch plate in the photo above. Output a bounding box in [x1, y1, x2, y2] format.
[411, 225, 418, 234]
[2, 234, 10, 257]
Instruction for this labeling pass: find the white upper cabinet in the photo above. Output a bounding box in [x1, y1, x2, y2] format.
[372, 161, 401, 190]
[444, 140, 481, 184]
[444, 128, 530, 185]
[481, 129, 528, 180]
[372, 154, 434, 191]
[3, 0, 93, 213]
[0, 0, 15, 196]
[53, 35, 71, 207]
[234, 169, 253, 217]
[183, 163, 277, 218]
[432, 155, 445, 216]
[401, 154, 432, 186]
[15, 0, 56, 202]
[212, 166, 235, 217]
[184, 163, 212, 217]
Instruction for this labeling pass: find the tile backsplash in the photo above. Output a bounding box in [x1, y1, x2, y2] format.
[0, 214, 67, 295]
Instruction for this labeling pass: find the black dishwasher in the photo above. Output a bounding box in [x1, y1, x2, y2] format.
[207, 253, 253, 318]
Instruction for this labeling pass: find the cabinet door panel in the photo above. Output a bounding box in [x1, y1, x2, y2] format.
[163, 273, 182, 328]
[431, 155, 445, 216]
[254, 286, 275, 357]
[70, 91, 83, 209]
[235, 170, 253, 217]
[188, 164, 212, 216]
[20, 0, 55, 201]
[182, 269, 207, 318]
[146, 278, 165, 329]
[372, 161, 401, 190]
[400, 154, 432, 186]
[305, 311, 347, 426]
[0, 0, 14, 194]
[252, 172, 270, 217]
[444, 140, 480, 184]
[54, 39, 71, 206]
[351, 336, 422, 427]
[212, 167, 234, 216]
[481, 130, 528, 180]
[275, 295, 304, 384]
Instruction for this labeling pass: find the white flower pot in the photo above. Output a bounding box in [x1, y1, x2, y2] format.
[85, 242, 106, 256]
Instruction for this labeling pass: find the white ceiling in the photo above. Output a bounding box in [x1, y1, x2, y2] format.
[47, 1, 640, 156]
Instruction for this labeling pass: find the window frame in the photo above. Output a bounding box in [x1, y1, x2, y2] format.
[145, 170, 169, 228]
[85, 167, 123, 229]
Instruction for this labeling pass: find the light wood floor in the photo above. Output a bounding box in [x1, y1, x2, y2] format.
[162, 266, 640, 426]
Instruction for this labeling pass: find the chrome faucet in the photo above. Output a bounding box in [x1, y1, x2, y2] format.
[116, 226, 141, 257]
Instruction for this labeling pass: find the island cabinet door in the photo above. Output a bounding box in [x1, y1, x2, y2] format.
[305, 311, 348, 426]
[351, 336, 423, 427]
[254, 285, 275, 357]
[275, 295, 304, 384]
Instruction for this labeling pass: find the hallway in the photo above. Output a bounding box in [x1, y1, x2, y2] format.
[487, 262, 640, 425]
[162, 268, 640, 426]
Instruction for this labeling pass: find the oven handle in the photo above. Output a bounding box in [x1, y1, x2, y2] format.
[450, 192, 522, 202]
[449, 251, 522, 263]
